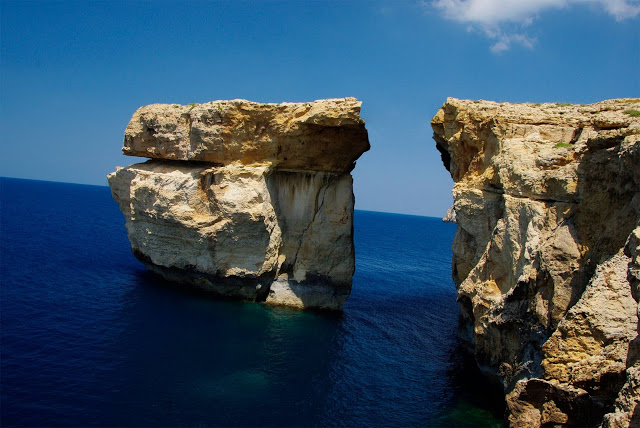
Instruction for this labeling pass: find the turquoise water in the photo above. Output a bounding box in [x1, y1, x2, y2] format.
[0, 177, 503, 426]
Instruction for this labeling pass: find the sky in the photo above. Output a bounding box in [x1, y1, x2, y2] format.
[1, 0, 638, 217]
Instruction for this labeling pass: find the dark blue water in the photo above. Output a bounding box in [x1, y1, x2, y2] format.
[1, 177, 503, 427]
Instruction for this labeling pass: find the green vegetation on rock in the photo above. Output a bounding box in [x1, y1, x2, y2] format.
[554, 142, 572, 148]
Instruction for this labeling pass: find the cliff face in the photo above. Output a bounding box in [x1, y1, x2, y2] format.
[108, 98, 369, 310]
[432, 98, 640, 427]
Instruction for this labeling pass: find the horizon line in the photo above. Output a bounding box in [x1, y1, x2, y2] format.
[0, 176, 448, 220]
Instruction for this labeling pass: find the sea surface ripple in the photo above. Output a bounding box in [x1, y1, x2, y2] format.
[1, 177, 503, 427]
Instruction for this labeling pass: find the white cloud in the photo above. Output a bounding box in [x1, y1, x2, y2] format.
[488, 31, 536, 53]
[601, 0, 640, 20]
[432, 0, 564, 24]
[430, 0, 640, 52]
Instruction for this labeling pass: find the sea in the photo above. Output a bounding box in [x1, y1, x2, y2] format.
[0, 177, 504, 427]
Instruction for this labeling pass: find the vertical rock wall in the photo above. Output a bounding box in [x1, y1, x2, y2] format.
[432, 98, 640, 426]
[108, 98, 369, 310]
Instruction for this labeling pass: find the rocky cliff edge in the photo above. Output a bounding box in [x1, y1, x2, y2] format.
[432, 98, 640, 427]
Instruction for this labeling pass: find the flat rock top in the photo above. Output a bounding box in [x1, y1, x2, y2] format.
[123, 97, 370, 172]
[433, 97, 640, 128]
[432, 98, 640, 201]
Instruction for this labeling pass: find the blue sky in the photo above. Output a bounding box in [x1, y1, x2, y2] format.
[1, 0, 638, 217]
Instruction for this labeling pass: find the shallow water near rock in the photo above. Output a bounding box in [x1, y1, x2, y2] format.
[1, 177, 504, 427]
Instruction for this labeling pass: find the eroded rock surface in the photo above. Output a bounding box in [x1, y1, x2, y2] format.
[443, 205, 457, 223]
[123, 98, 368, 172]
[432, 98, 640, 426]
[109, 98, 369, 310]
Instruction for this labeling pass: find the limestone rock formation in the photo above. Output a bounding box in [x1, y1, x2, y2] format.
[123, 98, 368, 172]
[109, 98, 369, 310]
[432, 98, 640, 426]
[443, 205, 457, 223]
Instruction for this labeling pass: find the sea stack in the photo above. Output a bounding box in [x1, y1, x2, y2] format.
[108, 98, 370, 310]
[432, 98, 640, 427]
[442, 205, 457, 223]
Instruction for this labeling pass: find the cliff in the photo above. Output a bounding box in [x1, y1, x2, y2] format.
[108, 98, 369, 310]
[432, 98, 640, 427]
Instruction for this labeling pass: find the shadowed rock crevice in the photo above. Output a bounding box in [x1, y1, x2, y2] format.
[109, 98, 369, 310]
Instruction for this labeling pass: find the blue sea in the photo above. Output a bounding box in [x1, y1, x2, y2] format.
[0, 177, 503, 427]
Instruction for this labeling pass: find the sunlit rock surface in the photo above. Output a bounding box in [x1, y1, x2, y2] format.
[443, 205, 457, 223]
[432, 98, 640, 427]
[109, 98, 369, 310]
[123, 98, 368, 172]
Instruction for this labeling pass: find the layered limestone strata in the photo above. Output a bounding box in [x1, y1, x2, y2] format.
[123, 98, 368, 172]
[432, 98, 640, 427]
[109, 98, 369, 310]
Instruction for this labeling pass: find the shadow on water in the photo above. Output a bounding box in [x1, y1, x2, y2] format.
[98, 269, 345, 427]
[99, 268, 505, 427]
[437, 339, 506, 427]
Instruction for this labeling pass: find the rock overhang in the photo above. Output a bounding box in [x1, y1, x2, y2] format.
[123, 97, 370, 172]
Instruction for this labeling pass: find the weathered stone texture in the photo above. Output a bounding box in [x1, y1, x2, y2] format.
[432, 98, 640, 426]
[109, 98, 369, 310]
[123, 98, 368, 172]
[443, 205, 457, 223]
